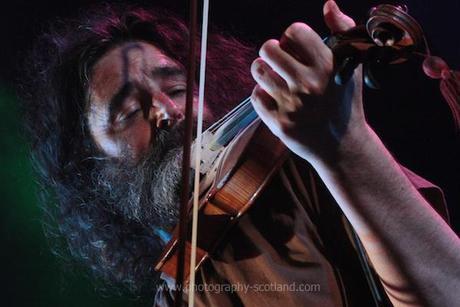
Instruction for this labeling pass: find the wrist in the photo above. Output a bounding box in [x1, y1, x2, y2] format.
[309, 122, 377, 171]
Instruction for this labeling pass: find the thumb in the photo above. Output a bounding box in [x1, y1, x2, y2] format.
[323, 0, 355, 33]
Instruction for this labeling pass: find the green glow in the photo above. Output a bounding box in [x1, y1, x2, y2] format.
[0, 86, 147, 306]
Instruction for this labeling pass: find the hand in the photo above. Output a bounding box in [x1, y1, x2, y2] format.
[251, 0, 367, 165]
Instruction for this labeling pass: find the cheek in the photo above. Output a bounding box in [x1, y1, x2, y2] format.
[93, 119, 153, 160]
[118, 120, 152, 160]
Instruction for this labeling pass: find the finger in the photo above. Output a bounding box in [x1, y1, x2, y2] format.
[251, 57, 290, 102]
[251, 85, 280, 132]
[279, 22, 333, 71]
[323, 0, 355, 33]
[251, 58, 307, 115]
[259, 39, 315, 93]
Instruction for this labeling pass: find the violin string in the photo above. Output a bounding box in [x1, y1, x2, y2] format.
[189, 0, 210, 305]
[210, 100, 257, 149]
[206, 96, 252, 133]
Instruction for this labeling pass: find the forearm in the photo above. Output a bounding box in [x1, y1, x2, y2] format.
[310, 124, 460, 306]
[248, 1, 460, 304]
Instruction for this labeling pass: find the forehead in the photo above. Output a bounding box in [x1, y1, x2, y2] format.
[89, 41, 179, 104]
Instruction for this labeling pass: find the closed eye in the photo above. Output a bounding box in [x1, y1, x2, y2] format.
[122, 108, 141, 121]
[114, 106, 142, 126]
[167, 87, 186, 98]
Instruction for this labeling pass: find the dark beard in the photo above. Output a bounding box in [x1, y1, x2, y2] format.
[93, 124, 185, 233]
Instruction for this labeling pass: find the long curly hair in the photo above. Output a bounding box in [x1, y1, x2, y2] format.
[20, 3, 255, 297]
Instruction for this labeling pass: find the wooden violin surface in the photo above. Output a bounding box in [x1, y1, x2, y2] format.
[155, 122, 289, 282]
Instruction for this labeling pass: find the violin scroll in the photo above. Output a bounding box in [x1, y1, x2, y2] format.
[366, 4, 424, 50]
[326, 3, 460, 129]
[325, 4, 427, 88]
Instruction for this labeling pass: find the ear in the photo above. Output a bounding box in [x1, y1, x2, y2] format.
[323, 0, 355, 33]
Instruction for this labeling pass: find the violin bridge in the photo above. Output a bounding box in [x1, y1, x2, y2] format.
[191, 131, 224, 175]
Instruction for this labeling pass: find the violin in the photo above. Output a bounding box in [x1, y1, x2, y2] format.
[154, 3, 460, 304]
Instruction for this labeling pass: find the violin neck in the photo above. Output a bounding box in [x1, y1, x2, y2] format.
[205, 97, 258, 150]
[191, 97, 258, 175]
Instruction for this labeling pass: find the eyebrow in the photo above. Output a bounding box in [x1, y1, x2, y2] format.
[150, 66, 185, 80]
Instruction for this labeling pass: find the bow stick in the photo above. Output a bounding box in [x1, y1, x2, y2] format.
[174, 0, 197, 303]
[189, 0, 210, 305]
[175, 0, 209, 305]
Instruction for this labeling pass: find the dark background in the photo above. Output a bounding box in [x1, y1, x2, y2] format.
[1, 0, 459, 306]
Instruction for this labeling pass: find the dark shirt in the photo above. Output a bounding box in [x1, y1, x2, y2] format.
[155, 155, 448, 307]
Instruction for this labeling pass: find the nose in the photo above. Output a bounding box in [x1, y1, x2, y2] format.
[148, 93, 184, 129]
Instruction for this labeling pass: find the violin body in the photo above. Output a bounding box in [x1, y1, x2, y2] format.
[155, 121, 288, 282]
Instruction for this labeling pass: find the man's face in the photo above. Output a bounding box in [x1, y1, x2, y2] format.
[84, 41, 214, 230]
[87, 41, 213, 161]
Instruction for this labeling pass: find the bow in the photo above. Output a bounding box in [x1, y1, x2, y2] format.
[175, 0, 210, 305]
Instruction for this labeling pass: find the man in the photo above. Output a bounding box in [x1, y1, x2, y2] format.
[22, 0, 460, 306]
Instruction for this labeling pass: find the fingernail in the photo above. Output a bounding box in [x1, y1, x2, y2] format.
[257, 64, 265, 75]
[257, 58, 269, 73]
